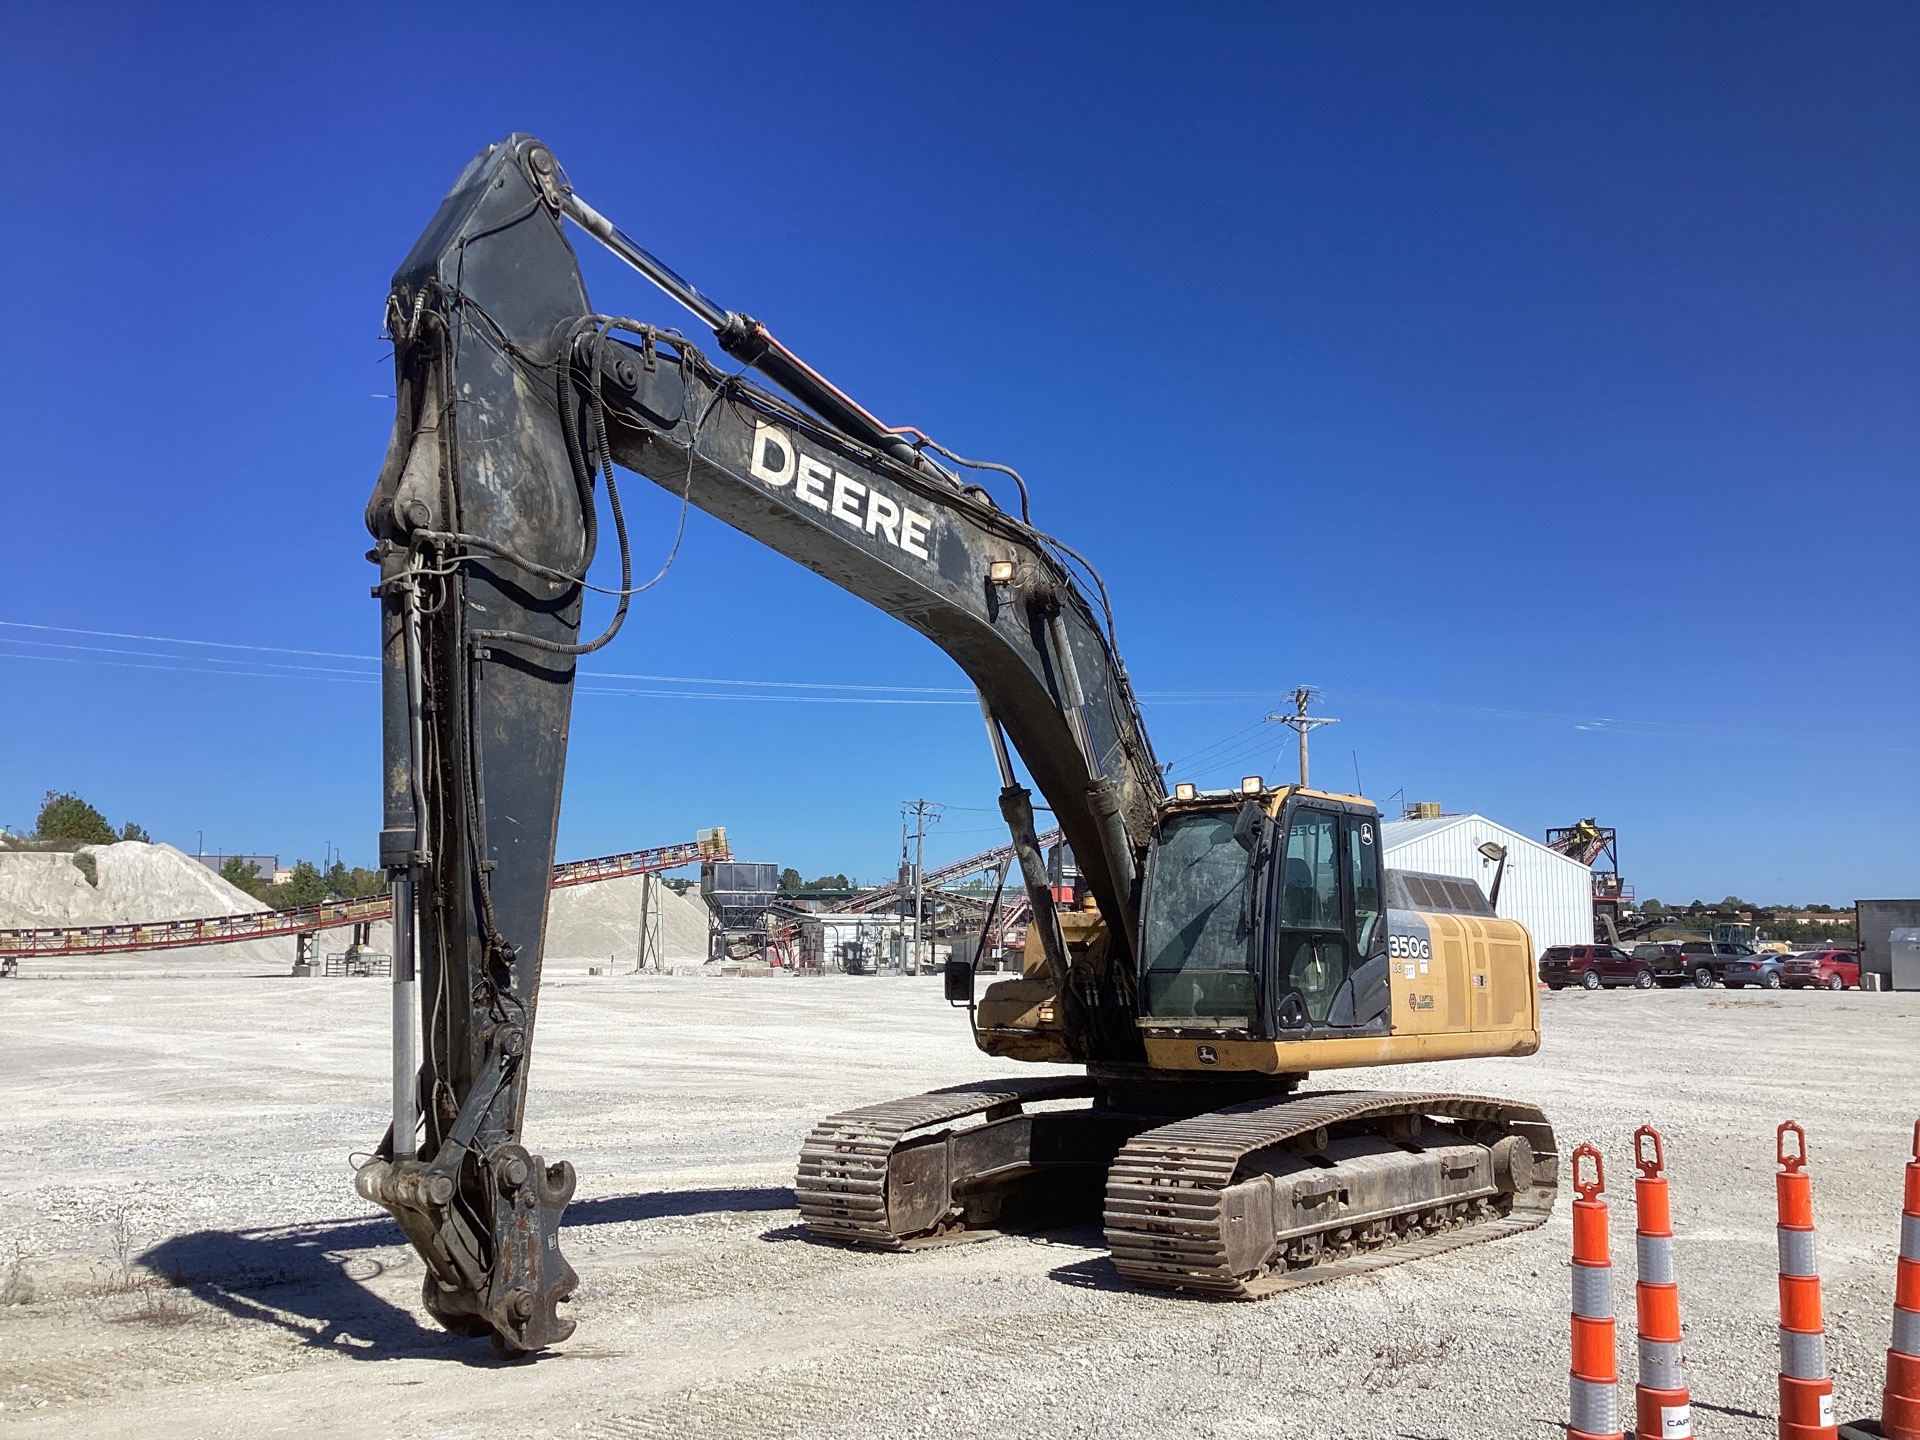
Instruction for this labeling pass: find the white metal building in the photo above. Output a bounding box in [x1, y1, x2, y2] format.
[1382, 814, 1593, 960]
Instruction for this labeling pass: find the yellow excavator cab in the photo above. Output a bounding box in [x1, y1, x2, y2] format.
[976, 784, 1539, 1076]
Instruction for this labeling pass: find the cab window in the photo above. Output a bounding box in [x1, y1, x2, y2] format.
[1347, 817, 1382, 957]
[1278, 810, 1340, 930]
[1139, 812, 1256, 1023]
[1274, 808, 1348, 1027]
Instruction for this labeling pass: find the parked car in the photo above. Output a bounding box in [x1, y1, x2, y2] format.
[1721, 953, 1788, 989]
[1782, 948, 1860, 990]
[1629, 942, 1691, 988]
[1677, 939, 1760, 987]
[1540, 944, 1656, 990]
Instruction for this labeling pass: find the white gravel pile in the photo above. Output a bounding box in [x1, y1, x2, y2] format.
[0, 842, 289, 975]
[0, 842, 268, 928]
[0, 842, 713, 977]
[545, 871, 712, 967]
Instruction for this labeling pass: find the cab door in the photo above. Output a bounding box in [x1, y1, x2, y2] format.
[1262, 799, 1387, 1034]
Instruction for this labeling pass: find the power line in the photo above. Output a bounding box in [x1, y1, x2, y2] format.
[1163, 716, 1275, 772]
[0, 637, 378, 678]
[2, 617, 1896, 749]
[0, 649, 379, 685]
[0, 618, 372, 660]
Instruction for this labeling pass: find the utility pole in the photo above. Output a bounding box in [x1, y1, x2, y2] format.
[1266, 687, 1339, 789]
[901, 799, 943, 975]
[898, 820, 910, 973]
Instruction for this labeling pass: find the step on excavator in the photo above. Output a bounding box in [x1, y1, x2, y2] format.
[353, 135, 1557, 1357]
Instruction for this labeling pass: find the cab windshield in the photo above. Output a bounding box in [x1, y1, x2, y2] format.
[1139, 811, 1256, 1023]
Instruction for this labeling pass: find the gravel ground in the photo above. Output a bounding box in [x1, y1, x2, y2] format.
[1, 974, 1915, 1438]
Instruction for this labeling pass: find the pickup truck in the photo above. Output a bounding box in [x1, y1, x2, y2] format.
[1678, 939, 1761, 987]
[1628, 942, 1693, 988]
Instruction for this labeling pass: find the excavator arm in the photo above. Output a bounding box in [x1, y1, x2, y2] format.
[356, 134, 1161, 1351]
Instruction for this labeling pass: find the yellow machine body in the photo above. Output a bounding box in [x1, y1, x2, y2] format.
[974, 786, 1541, 1077]
[1137, 906, 1539, 1074]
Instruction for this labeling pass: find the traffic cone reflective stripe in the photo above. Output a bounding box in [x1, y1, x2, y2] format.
[1881, 1119, 1920, 1440]
[1632, 1125, 1692, 1440]
[1776, 1121, 1839, 1440]
[1570, 1142, 1625, 1440]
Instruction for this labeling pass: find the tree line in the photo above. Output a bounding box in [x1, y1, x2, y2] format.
[779, 868, 854, 893]
[1638, 895, 1855, 944]
[18, 790, 150, 846]
[218, 856, 386, 909]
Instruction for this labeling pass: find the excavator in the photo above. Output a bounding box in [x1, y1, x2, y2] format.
[353, 135, 1556, 1357]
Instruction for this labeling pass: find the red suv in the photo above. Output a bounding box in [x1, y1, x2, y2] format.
[1539, 944, 1655, 990]
[1782, 949, 1860, 990]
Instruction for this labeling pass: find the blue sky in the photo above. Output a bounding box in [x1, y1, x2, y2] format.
[1, 3, 1913, 904]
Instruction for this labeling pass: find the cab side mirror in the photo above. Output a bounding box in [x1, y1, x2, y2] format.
[944, 956, 976, 1007]
[1233, 798, 1266, 854]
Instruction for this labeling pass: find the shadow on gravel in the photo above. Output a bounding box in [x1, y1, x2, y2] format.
[1048, 1255, 1129, 1292]
[574, 1185, 794, 1225]
[139, 1215, 459, 1360]
[1022, 1222, 1107, 1252]
[760, 1218, 1113, 1256]
[1048, 1253, 1187, 1296]
[758, 1223, 818, 1243]
[1692, 1400, 1771, 1422]
[137, 1185, 797, 1361]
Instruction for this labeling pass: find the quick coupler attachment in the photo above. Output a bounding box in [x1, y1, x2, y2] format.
[356, 1143, 579, 1355]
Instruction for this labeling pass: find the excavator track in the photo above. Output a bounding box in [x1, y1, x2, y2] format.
[797, 1080, 1556, 1293]
[796, 1076, 1103, 1248]
[1104, 1089, 1557, 1298]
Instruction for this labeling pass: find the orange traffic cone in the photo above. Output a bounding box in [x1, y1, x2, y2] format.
[1632, 1125, 1693, 1440]
[1571, 1142, 1625, 1440]
[1879, 1119, 1920, 1439]
[1778, 1120, 1840, 1440]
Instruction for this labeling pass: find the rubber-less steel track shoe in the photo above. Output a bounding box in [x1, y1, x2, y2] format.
[796, 1077, 1154, 1247]
[1104, 1089, 1557, 1298]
